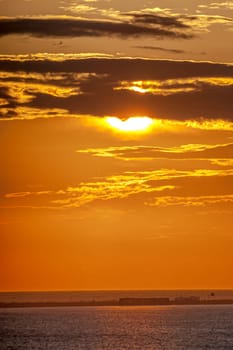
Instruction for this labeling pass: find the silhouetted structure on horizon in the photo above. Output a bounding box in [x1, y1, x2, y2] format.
[119, 298, 170, 306]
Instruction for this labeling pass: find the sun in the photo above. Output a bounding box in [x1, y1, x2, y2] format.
[106, 116, 153, 132]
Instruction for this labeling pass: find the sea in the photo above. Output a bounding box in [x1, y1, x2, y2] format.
[1, 290, 233, 350]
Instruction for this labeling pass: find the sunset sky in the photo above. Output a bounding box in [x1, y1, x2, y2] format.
[1, 0, 233, 291]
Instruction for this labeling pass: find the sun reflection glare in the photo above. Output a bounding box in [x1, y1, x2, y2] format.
[106, 116, 153, 132]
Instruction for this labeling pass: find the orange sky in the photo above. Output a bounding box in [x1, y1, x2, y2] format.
[0, 0, 233, 291]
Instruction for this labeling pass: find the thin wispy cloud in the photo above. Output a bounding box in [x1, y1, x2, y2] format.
[198, 2, 233, 10]
[2, 168, 233, 209]
[145, 194, 233, 207]
[76, 143, 233, 161]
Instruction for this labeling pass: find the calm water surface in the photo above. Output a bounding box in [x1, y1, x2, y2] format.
[1, 305, 233, 350]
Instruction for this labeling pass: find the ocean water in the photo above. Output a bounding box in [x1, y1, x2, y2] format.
[1, 305, 233, 350]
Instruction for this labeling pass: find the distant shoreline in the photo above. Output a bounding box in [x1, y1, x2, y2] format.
[1, 299, 233, 308]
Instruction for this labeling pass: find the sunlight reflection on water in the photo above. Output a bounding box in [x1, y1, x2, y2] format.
[1, 305, 233, 349]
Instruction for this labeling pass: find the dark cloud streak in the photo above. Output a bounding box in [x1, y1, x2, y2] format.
[133, 45, 187, 54]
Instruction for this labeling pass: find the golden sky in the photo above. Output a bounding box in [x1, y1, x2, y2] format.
[0, 0, 233, 291]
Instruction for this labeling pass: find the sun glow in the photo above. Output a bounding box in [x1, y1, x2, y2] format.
[106, 116, 153, 132]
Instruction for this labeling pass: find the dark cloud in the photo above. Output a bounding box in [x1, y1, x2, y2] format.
[133, 45, 186, 54]
[0, 17, 193, 39]
[134, 45, 206, 55]
[1, 57, 232, 79]
[0, 57, 233, 120]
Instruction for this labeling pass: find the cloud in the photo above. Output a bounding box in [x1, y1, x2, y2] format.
[3, 174, 176, 208]
[61, 3, 119, 19]
[0, 16, 193, 39]
[114, 77, 233, 96]
[77, 143, 233, 161]
[2, 168, 233, 209]
[126, 12, 189, 29]
[1, 54, 232, 79]
[198, 2, 233, 11]
[62, 4, 98, 15]
[0, 106, 69, 120]
[0, 81, 80, 103]
[133, 46, 187, 54]
[145, 194, 233, 207]
[5, 191, 51, 198]
[0, 55, 233, 121]
[126, 7, 233, 33]
[211, 159, 233, 166]
[0, 53, 114, 62]
[184, 14, 233, 32]
[0, 71, 103, 105]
